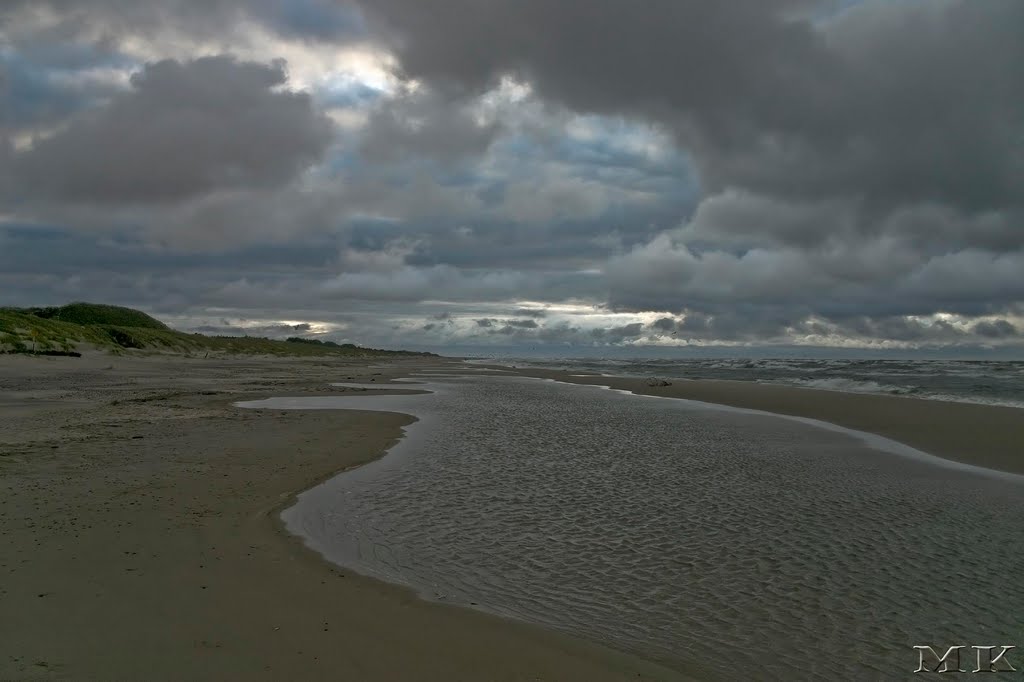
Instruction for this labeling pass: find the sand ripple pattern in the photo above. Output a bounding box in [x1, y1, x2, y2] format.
[275, 376, 1024, 681]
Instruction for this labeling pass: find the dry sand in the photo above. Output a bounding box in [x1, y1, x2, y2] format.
[0, 353, 689, 681]
[511, 368, 1024, 476]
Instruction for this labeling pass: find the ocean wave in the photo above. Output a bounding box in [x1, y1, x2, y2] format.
[758, 377, 1024, 408]
[488, 357, 1024, 409]
[912, 393, 1024, 409]
[772, 377, 916, 396]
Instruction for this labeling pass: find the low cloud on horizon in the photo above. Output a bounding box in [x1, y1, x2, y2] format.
[2, 0, 1022, 354]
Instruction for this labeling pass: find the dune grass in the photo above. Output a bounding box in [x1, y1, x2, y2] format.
[20, 303, 171, 330]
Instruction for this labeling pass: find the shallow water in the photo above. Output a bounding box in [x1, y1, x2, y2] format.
[239, 374, 1024, 680]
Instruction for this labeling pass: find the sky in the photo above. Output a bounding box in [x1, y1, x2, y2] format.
[1, 0, 1022, 355]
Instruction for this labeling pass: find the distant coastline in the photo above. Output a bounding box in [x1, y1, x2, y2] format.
[0, 302, 434, 358]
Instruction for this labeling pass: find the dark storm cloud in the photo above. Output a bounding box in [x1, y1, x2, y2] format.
[192, 321, 312, 336]
[973, 320, 1019, 340]
[12, 56, 333, 203]
[3, 0, 1022, 351]
[606, 234, 1024, 320]
[360, 88, 502, 164]
[353, 0, 1024, 347]
[473, 316, 582, 339]
[651, 317, 676, 332]
[356, 0, 821, 116]
[591, 323, 644, 343]
[513, 308, 547, 318]
[356, 0, 1023, 213]
[475, 317, 547, 337]
[469, 317, 539, 330]
[680, 192, 1024, 255]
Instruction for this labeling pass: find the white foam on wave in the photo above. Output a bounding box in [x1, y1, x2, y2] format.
[761, 376, 1024, 409]
[769, 376, 913, 395]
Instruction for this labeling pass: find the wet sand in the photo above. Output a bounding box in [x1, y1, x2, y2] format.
[510, 367, 1024, 476]
[0, 353, 687, 681]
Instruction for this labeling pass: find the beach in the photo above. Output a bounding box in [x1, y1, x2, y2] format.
[3, 354, 1022, 680]
[0, 353, 686, 681]
[511, 367, 1024, 476]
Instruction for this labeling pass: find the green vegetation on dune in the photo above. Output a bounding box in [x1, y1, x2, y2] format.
[0, 304, 434, 358]
[285, 336, 358, 349]
[24, 302, 171, 330]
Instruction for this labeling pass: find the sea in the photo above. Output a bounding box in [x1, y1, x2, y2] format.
[469, 357, 1024, 409]
[239, 366, 1024, 680]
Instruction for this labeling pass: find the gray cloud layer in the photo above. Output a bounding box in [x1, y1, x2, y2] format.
[357, 0, 1023, 212]
[350, 0, 1023, 346]
[13, 56, 333, 203]
[1, 0, 1021, 352]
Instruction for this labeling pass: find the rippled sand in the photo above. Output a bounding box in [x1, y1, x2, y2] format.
[241, 374, 1024, 680]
